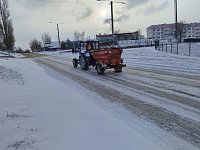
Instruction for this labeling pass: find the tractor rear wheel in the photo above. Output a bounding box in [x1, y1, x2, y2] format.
[96, 64, 105, 75]
[114, 66, 122, 72]
[80, 55, 89, 70]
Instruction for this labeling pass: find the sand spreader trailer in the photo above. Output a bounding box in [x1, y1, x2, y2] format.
[72, 40, 126, 75]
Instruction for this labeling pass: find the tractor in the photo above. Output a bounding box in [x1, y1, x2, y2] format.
[72, 40, 126, 75]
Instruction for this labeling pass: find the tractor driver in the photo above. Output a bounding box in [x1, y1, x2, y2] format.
[86, 42, 94, 51]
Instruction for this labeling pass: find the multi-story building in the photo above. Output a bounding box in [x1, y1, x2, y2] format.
[184, 23, 200, 39]
[147, 22, 200, 43]
[96, 31, 140, 43]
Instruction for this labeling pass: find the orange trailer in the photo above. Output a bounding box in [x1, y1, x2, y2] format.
[72, 40, 126, 75]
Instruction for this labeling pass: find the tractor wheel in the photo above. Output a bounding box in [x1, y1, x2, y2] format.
[114, 66, 122, 72]
[72, 58, 78, 68]
[96, 64, 105, 75]
[80, 55, 89, 70]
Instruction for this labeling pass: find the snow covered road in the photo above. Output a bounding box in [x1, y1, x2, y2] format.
[1, 47, 200, 150]
[36, 53, 200, 149]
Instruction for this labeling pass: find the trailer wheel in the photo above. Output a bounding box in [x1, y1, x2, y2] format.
[114, 66, 122, 72]
[96, 64, 105, 75]
[72, 58, 78, 68]
[80, 55, 89, 70]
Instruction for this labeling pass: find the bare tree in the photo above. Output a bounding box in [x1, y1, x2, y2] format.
[177, 21, 185, 43]
[60, 41, 67, 50]
[137, 30, 141, 40]
[42, 33, 51, 45]
[29, 38, 42, 52]
[74, 31, 85, 41]
[0, 0, 15, 51]
[114, 29, 120, 34]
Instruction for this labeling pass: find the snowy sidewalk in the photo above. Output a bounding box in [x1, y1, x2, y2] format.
[0, 58, 164, 150]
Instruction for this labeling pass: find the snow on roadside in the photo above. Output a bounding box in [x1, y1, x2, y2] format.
[0, 58, 167, 150]
[0, 51, 25, 58]
[122, 47, 200, 74]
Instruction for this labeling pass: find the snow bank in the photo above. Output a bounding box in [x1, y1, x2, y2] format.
[0, 51, 25, 58]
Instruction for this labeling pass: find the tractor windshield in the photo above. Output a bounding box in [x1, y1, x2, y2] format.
[80, 41, 99, 51]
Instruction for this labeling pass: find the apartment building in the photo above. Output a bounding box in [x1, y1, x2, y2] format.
[96, 31, 140, 43]
[147, 22, 200, 43]
[184, 23, 200, 39]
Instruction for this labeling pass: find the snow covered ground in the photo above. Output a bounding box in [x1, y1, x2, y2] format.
[0, 47, 200, 150]
[123, 47, 200, 74]
[0, 57, 166, 150]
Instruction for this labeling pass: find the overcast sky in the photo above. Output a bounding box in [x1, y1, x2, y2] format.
[8, 0, 200, 49]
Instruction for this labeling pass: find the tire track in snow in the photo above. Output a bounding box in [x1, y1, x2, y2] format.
[41, 57, 200, 109]
[125, 68, 200, 89]
[126, 66, 200, 81]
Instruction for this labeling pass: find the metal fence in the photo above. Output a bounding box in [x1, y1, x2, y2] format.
[156, 42, 200, 57]
[118, 39, 153, 47]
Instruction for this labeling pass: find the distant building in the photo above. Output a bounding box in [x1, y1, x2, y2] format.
[147, 22, 200, 43]
[184, 23, 200, 39]
[96, 31, 140, 43]
[147, 24, 175, 43]
[43, 41, 60, 51]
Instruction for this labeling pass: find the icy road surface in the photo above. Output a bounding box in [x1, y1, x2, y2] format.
[0, 47, 200, 150]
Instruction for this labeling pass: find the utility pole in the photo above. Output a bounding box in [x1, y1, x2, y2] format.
[110, 1, 114, 41]
[49, 22, 64, 49]
[97, 0, 125, 42]
[174, 0, 178, 41]
[57, 24, 61, 49]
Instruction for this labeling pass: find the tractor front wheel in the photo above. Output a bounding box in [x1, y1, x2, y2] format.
[80, 55, 89, 70]
[72, 58, 78, 68]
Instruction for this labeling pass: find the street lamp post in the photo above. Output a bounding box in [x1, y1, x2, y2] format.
[56, 23, 61, 49]
[110, 1, 114, 40]
[49, 22, 64, 49]
[174, 0, 178, 41]
[97, 0, 125, 42]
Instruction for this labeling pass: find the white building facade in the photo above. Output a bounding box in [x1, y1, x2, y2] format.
[184, 23, 200, 39]
[147, 23, 200, 43]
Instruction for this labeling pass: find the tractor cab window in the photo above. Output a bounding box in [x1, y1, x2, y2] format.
[93, 41, 99, 50]
[80, 42, 87, 51]
[80, 41, 99, 51]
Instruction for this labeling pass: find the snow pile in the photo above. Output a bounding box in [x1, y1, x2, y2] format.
[0, 51, 11, 57]
[0, 66, 24, 85]
[0, 51, 25, 58]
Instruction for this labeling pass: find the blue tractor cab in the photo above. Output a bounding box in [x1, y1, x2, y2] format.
[72, 40, 99, 70]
